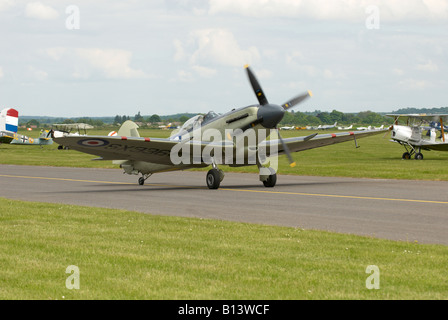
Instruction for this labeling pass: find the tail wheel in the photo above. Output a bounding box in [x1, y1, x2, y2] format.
[263, 173, 277, 188]
[206, 169, 221, 189]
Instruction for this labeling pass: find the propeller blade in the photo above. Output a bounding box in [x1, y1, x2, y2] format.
[276, 128, 296, 167]
[383, 125, 393, 139]
[282, 91, 312, 110]
[245, 65, 269, 106]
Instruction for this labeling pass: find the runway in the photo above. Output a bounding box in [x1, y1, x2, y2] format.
[1, 164, 447, 245]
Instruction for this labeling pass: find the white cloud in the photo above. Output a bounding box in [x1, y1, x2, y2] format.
[209, 0, 448, 22]
[189, 29, 260, 67]
[45, 47, 67, 61]
[173, 39, 185, 62]
[398, 78, 430, 90]
[28, 66, 48, 81]
[25, 2, 59, 20]
[75, 48, 147, 79]
[191, 65, 216, 78]
[0, 0, 14, 12]
[417, 60, 439, 72]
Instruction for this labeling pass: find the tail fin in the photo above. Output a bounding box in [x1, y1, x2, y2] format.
[0, 108, 18, 133]
[117, 120, 140, 137]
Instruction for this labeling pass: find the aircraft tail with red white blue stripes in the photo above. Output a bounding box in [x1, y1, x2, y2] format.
[0, 108, 19, 133]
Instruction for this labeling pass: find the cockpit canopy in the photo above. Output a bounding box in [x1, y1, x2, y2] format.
[169, 111, 220, 140]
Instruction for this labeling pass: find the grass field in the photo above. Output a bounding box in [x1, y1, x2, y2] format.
[1, 197, 447, 300]
[1, 128, 447, 300]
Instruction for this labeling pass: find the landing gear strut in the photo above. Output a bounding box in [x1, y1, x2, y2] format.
[206, 160, 224, 189]
[138, 173, 152, 185]
[400, 143, 424, 160]
[259, 167, 277, 188]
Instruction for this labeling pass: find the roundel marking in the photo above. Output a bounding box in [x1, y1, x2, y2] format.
[78, 138, 110, 147]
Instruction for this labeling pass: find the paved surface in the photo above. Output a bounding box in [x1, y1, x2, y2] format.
[1, 164, 447, 245]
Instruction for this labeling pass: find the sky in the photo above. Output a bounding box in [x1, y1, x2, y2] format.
[0, 0, 447, 117]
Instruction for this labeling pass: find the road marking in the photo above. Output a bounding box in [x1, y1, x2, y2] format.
[1, 173, 447, 205]
[220, 188, 448, 204]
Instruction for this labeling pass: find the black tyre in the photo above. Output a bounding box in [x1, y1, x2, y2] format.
[415, 153, 424, 160]
[206, 169, 221, 189]
[138, 177, 145, 185]
[263, 174, 277, 188]
[402, 152, 411, 160]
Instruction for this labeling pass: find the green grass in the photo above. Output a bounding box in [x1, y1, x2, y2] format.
[2, 128, 448, 180]
[0, 197, 447, 300]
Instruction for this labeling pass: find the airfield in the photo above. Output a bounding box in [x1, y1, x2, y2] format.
[1, 164, 448, 245]
[1, 128, 447, 299]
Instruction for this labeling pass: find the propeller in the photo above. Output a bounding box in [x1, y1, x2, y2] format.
[244, 65, 311, 167]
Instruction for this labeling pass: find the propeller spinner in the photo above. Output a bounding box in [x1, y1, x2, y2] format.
[245, 65, 312, 167]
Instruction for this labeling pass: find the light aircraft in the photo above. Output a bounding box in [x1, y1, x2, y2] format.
[159, 123, 178, 130]
[318, 122, 337, 130]
[52, 66, 386, 189]
[337, 124, 353, 130]
[356, 125, 372, 131]
[279, 125, 296, 130]
[387, 114, 448, 160]
[52, 123, 94, 149]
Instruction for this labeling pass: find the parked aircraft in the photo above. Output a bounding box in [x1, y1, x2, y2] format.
[0, 108, 52, 146]
[337, 125, 353, 130]
[10, 130, 53, 146]
[52, 66, 386, 189]
[387, 114, 448, 159]
[318, 122, 337, 130]
[52, 123, 94, 149]
[279, 126, 296, 130]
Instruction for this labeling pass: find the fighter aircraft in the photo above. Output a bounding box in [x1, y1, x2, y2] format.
[10, 130, 53, 146]
[0, 108, 19, 144]
[387, 114, 448, 160]
[52, 66, 386, 189]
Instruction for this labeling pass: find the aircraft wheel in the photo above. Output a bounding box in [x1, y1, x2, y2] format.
[138, 177, 145, 185]
[415, 153, 424, 160]
[402, 152, 411, 160]
[206, 169, 221, 189]
[263, 173, 277, 188]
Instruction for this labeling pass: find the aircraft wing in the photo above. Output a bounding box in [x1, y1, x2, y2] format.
[387, 114, 448, 123]
[53, 135, 231, 166]
[263, 129, 387, 156]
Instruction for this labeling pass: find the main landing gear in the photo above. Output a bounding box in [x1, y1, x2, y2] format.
[205, 161, 277, 189]
[138, 173, 152, 185]
[401, 144, 424, 160]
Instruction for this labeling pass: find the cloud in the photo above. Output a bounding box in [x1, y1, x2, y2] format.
[398, 78, 430, 90]
[0, 66, 3, 78]
[416, 60, 439, 72]
[0, 0, 14, 12]
[189, 28, 260, 67]
[208, 0, 448, 22]
[75, 48, 148, 79]
[191, 65, 217, 78]
[25, 2, 59, 20]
